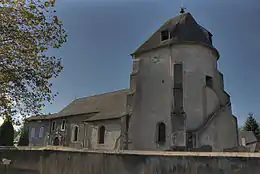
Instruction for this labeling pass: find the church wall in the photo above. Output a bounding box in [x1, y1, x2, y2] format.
[86, 119, 121, 150]
[215, 71, 230, 105]
[199, 107, 238, 151]
[170, 44, 218, 130]
[129, 47, 173, 150]
[28, 114, 91, 148]
[204, 87, 219, 118]
[28, 120, 50, 146]
[63, 115, 93, 149]
[129, 44, 220, 150]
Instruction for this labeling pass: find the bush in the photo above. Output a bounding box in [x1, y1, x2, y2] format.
[18, 125, 29, 146]
[0, 118, 14, 146]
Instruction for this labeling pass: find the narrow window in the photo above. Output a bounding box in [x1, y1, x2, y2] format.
[173, 63, 183, 111]
[157, 122, 166, 144]
[206, 75, 213, 88]
[126, 115, 130, 131]
[39, 126, 44, 138]
[51, 121, 56, 131]
[174, 63, 183, 85]
[98, 126, 105, 144]
[61, 119, 66, 131]
[161, 30, 170, 41]
[72, 125, 79, 142]
[31, 128, 35, 138]
[187, 133, 193, 148]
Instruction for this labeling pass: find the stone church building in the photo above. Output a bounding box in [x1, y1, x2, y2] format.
[27, 12, 239, 151]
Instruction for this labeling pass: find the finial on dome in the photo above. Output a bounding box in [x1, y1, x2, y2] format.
[180, 7, 186, 14]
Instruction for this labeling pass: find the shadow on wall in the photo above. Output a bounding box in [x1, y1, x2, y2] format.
[0, 147, 260, 174]
[0, 167, 39, 174]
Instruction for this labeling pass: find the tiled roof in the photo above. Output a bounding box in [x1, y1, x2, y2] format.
[26, 113, 59, 121]
[27, 89, 129, 121]
[132, 13, 215, 56]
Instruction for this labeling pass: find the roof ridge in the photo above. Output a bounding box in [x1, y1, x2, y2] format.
[74, 88, 129, 101]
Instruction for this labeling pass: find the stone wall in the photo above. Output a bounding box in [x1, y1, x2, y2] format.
[128, 44, 238, 151]
[85, 119, 121, 150]
[0, 147, 260, 174]
[28, 120, 50, 146]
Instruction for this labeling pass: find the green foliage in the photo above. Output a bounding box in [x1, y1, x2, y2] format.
[18, 124, 29, 146]
[0, 117, 14, 146]
[243, 113, 260, 140]
[0, 0, 67, 122]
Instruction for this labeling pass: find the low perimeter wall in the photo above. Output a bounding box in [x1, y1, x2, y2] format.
[0, 146, 260, 174]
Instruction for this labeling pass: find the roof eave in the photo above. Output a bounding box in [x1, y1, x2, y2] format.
[131, 41, 220, 60]
[84, 112, 129, 122]
[84, 117, 122, 123]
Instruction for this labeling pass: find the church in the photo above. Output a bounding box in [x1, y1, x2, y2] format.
[27, 11, 239, 152]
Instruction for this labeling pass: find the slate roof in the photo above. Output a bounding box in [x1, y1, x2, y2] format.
[27, 89, 129, 122]
[132, 12, 216, 56]
[26, 113, 59, 121]
[60, 89, 129, 121]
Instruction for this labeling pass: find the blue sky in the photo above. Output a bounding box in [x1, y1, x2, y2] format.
[42, 0, 260, 127]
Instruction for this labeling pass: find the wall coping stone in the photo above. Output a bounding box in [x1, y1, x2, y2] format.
[1, 146, 260, 158]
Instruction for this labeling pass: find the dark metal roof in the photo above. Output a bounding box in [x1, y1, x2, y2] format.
[132, 13, 215, 56]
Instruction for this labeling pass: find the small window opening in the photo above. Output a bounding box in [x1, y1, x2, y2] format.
[161, 30, 170, 41]
[51, 121, 56, 131]
[206, 76, 213, 88]
[126, 115, 130, 131]
[72, 125, 79, 142]
[162, 80, 164, 83]
[61, 119, 66, 131]
[98, 126, 105, 144]
[187, 134, 194, 148]
[157, 122, 166, 144]
[209, 34, 212, 44]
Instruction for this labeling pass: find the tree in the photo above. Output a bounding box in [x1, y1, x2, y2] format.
[14, 128, 20, 139]
[0, 0, 67, 123]
[0, 117, 14, 146]
[243, 113, 260, 140]
[18, 124, 29, 146]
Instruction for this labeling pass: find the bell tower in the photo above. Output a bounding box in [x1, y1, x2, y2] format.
[127, 11, 238, 151]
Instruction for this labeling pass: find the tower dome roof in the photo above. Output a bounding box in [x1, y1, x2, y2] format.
[132, 13, 215, 56]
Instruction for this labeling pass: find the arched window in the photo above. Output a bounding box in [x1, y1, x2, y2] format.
[72, 125, 79, 142]
[157, 122, 166, 144]
[98, 126, 105, 144]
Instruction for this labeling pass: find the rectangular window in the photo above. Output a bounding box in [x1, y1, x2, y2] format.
[51, 121, 56, 131]
[174, 63, 183, 85]
[186, 133, 194, 148]
[98, 126, 105, 144]
[72, 125, 79, 142]
[126, 115, 130, 131]
[61, 119, 66, 131]
[161, 30, 170, 41]
[39, 126, 44, 138]
[157, 122, 166, 144]
[206, 75, 213, 88]
[31, 128, 35, 138]
[173, 63, 183, 111]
